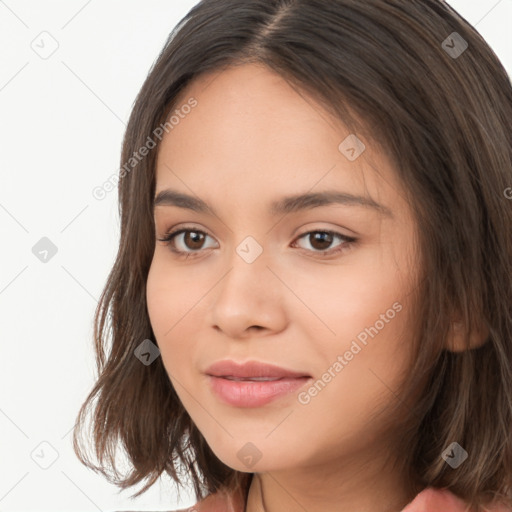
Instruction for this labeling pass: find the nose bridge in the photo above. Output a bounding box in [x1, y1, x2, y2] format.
[221, 233, 272, 297]
[235, 234, 265, 266]
[209, 232, 283, 334]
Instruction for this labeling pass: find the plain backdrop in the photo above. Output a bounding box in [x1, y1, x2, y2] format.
[0, 1, 511, 511]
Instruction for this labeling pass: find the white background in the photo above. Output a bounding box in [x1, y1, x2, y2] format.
[0, 1, 511, 511]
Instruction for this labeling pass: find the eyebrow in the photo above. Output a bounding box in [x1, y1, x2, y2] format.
[153, 189, 393, 218]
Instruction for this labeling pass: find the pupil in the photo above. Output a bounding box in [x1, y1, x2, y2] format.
[186, 231, 204, 249]
[312, 232, 332, 250]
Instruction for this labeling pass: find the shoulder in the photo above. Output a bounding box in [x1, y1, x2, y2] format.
[170, 488, 245, 512]
[401, 487, 470, 511]
[115, 490, 242, 512]
[401, 487, 512, 512]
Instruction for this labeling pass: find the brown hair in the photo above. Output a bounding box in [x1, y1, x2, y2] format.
[73, 1, 512, 510]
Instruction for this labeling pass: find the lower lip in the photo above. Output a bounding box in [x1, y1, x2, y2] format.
[207, 375, 311, 407]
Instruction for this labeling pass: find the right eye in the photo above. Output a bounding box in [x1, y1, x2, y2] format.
[157, 227, 219, 258]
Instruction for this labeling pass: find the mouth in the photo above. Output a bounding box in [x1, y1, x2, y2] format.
[207, 375, 312, 407]
[219, 376, 294, 381]
[204, 360, 312, 407]
[204, 359, 312, 380]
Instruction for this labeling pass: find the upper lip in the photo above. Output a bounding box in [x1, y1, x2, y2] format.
[205, 360, 311, 379]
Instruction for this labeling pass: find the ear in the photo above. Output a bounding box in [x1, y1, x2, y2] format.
[445, 317, 490, 353]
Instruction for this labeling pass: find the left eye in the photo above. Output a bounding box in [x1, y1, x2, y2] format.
[292, 230, 356, 254]
[157, 228, 356, 258]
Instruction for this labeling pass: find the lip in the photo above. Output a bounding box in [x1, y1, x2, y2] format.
[204, 360, 312, 408]
[204, 360, 311, 379]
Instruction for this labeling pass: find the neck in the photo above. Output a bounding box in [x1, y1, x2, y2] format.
[244, 450, 419, 512]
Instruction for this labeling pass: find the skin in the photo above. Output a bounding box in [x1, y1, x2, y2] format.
[146, 62, 427, 512]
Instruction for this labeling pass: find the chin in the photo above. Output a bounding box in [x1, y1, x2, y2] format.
[204, 434, 301, 474]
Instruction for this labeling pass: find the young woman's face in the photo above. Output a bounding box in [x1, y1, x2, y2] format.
[147, 63, 419, 475]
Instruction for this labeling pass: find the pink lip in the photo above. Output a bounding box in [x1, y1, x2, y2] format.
[204, 359, 311, 379]
[207, 375, 312, 407]
[204, 360, 312, 408]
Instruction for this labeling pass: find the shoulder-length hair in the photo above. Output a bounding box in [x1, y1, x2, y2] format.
[73, 1, 512, 510]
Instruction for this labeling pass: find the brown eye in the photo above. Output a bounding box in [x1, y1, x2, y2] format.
[292, 230, 356, 256]
[157, 228, 218, 258]
[158, 227, 356, 259]
[182, 231, 206, 250]
[308, 232, 334, 251]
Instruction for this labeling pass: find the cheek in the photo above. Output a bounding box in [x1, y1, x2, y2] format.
[301, 248, 414, 392]
[286, 250, 408, 343]
[146, 259, 167, 335]
[146, 258, 200, 376]
[146, 255, 189, 335]
[327, 275, 415, 399]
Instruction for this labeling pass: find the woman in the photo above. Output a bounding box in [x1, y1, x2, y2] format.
[74, 1, 512, 511]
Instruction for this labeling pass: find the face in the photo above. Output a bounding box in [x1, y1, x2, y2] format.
[146, 63, 419, 475]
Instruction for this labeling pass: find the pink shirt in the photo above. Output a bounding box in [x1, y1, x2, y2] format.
[170, 486, 511, 512]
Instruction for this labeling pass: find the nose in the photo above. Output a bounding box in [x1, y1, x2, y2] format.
[208, 243, 287, 339]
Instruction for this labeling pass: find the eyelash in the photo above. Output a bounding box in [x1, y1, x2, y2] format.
[157, 226, 357, 259]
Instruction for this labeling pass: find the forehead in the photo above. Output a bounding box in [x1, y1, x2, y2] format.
[154, 63, 405, 219]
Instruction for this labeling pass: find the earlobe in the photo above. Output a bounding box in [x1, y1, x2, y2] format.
[445, 319, 490, 352]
